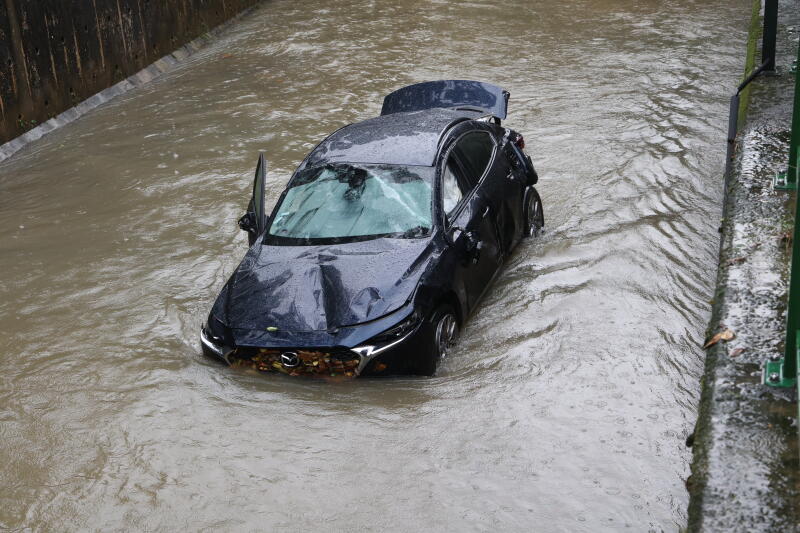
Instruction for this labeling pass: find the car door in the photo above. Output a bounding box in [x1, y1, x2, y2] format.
[238, 153, 267, 246]
[480, 133, 527, 253]
[441, 132, 503, 311]
[450, 128, 507, 259]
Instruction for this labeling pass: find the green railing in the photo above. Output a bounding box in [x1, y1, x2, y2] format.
[764, 1, 800, 412]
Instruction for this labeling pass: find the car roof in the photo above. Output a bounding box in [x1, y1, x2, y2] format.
[302, 108, 481, 168]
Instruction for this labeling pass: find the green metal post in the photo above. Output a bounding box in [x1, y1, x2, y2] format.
[784, 169, 800, 373]
[790, 68, 800, 186]
[775, 40, 800, 190]
[766, 154, 800, 388]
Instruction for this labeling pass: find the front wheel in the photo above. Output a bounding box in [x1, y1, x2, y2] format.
[524, 187, 544, 237]
[414, 305, 459, 376]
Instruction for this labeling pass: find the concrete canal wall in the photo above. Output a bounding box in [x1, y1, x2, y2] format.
[0, 0, 261, 145]
[686, 0, 800, 531]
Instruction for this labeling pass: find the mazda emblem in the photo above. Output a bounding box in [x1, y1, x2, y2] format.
[280, 351, 300, 368]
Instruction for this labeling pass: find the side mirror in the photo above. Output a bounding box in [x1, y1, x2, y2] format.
[238, 212, 257, 235]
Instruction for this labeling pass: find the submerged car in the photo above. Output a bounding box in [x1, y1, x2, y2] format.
[201, 80, 544, 377]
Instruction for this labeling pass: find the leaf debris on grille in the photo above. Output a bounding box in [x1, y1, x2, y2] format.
[229, 348, 360, 377]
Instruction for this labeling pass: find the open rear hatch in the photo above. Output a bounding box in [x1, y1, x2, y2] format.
[380, 80, 509, 119]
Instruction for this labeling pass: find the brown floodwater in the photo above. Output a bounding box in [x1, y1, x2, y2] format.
[0, 0, 752, 530]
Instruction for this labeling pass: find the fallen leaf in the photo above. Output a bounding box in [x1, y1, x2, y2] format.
[704, 329, 735, 349]
[729, 347, 746, 357]
[726, 256, 747, 266]
[781, 231, 793, 250]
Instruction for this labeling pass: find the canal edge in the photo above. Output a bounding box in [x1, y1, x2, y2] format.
[686, 0, 800, 531]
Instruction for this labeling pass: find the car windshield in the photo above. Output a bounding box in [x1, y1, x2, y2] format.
[266, 163, 433, 244]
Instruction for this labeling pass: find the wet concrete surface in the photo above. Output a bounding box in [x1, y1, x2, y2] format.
[0, 0, 753, 531]
[687, 1, 800, 530]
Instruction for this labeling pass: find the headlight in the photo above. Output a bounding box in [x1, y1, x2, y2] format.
[353, 310, 422, 358]
[371, 311, 421, 344]
[203, 315, 231, 346]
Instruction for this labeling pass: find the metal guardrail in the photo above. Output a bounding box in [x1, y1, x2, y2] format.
[762, 0, 800, 400]
[723, 0, 798, 395]
[767, 151, 800, 389]
[725, 59, 774, 177]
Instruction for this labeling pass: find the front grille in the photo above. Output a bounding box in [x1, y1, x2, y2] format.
[229, 347, 361, 377]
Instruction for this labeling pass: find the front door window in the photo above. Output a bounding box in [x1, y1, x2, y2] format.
[442, 160, 464, 216]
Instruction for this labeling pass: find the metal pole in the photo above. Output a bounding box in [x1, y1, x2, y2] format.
[762, 0, 778, 71]
[786, 184, 800, 372]
[778, 42, 800, 379]
[767, 43, 800, 387]
[725, 94, 740, 176]
[789, 41, 800, 184]
[767, 160, 800, 385]
[796, 344, 800, 427]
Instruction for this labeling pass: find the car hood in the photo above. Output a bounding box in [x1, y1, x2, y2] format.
[214, 237, 435, 339]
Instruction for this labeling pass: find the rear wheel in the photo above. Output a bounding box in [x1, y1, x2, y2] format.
[524, 187, 544, 237]
[415, 305, 459, 376]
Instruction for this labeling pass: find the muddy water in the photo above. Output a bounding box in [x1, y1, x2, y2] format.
[0, 0, 751, 530]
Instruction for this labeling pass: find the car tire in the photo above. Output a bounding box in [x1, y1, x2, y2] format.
[524, 187, 544, 237]
[415, 305, 459, 376]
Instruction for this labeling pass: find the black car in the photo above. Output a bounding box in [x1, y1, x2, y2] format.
[201, 80, 544, 377]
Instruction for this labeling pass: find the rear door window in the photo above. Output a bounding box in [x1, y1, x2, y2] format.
[453, 131, 495, 186]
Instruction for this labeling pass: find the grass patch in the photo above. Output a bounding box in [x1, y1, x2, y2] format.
[738, 0, 763, 126]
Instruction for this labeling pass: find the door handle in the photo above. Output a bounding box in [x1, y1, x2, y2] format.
[482, 205, 491, 218]
[463, 231, 482, 264]
[472, 240, 483, 264]
[450, 227, 483, 265]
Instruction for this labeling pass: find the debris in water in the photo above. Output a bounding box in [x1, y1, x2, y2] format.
[729, 347, 746, 357]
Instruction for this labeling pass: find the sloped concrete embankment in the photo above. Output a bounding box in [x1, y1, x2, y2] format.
[0, 0, 262, 154]
[687, 1, 800, 531]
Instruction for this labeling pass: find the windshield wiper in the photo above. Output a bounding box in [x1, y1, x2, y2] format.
[398, 226, 430, 238]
